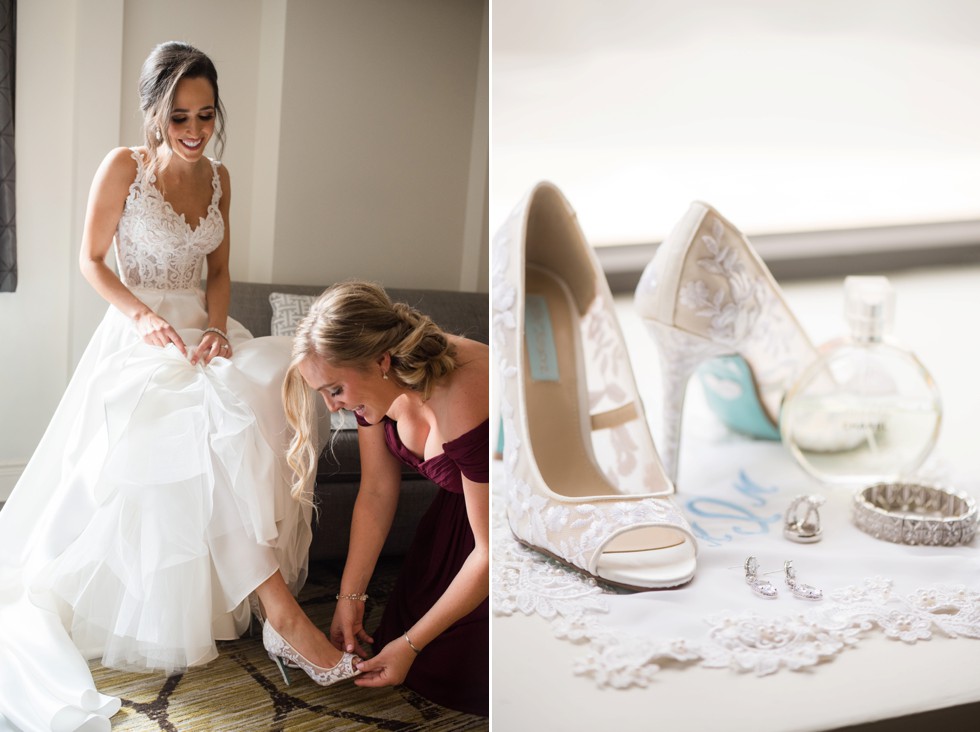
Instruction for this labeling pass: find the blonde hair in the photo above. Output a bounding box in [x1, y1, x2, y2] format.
[282, 281, 458, 500]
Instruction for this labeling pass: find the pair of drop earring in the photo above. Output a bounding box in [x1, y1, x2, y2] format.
[743, 557, 822, 600]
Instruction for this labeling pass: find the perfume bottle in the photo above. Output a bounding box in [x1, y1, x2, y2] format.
[780, 276, 942, 484]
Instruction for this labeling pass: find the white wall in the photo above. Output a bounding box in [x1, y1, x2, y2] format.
[0, 0, 488, 499]
[271, 0, 487, 290]
[0, 0, 80, 497]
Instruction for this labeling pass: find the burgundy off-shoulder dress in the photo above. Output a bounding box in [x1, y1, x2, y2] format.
[356, 414, 489, 716]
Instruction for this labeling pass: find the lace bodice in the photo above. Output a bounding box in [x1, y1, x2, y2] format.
[115, 148, 224, 290]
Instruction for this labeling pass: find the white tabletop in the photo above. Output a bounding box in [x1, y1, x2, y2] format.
[491, 264, 980, 731]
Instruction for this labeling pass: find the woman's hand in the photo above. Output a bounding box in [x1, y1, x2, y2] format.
[353, 636, 417, 688]
[191, 331, 232, 365]
[330, 599, 373, 658]
[134, 310, 187, 356]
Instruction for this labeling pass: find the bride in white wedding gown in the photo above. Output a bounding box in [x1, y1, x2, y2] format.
[0, 42, 352, 732]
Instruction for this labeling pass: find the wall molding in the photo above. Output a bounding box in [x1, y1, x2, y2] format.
[0, 461, 25, 501]
[599, 218, 980, 293]
[460, 0, 489, 293]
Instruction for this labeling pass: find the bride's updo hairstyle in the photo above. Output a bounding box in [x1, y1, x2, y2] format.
[282, 281, 458, 501]
[138, 41, 227, 173]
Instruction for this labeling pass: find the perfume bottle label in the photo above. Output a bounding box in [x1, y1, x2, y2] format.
[524, 294, 560, 382]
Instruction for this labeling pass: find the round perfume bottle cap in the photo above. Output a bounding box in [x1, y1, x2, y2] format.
[845, 276, 895, 342]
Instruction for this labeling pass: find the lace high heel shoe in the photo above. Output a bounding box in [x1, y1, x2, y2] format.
[493, 181, 698, 590]
[262, 621, 361, 687]
[249, 594, 300, 669]
[634, 202, 818, 483]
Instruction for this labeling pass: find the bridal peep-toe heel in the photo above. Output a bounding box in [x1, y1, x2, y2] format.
[634, 202, 818, 483]
[494, 181, 698, 590]
[263, 621, 361, 687]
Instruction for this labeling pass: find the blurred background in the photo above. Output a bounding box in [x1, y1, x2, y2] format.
[492, 0, 980, 287]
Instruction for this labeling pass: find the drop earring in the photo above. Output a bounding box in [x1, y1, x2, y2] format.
[155, 127, 163, 143]
[744, 556, 778, 599]
[382, 371, 389, 381]
[783, 560, 823, 600]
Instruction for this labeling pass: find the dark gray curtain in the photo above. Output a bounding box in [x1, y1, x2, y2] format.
[0, 0, 14, 293]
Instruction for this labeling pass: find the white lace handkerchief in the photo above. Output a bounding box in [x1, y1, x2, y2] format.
[493, 439, 980, 688]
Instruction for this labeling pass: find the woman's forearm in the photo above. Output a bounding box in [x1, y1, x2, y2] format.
[204, 265, 230, 330]
[339, 485, 399, 595]
[402, 545, 489, 650]
[79, 255, 151, 321]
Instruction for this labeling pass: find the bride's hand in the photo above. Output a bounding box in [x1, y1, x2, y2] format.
[134, 311, 187, 356]
[192, 331, 232, 365]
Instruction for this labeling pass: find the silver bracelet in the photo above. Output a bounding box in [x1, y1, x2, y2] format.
[404, 633, 421, 654]
[852, 482, 978, 546]
[203, 326, 229, 341]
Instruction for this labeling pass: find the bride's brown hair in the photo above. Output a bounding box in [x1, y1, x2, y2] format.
[138, 41, 227, 175]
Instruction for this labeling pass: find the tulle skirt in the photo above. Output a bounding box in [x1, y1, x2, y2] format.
[0, 288, 312, 732]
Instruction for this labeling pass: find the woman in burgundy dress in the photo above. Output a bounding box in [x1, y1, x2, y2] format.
[282, 281, 489, 715]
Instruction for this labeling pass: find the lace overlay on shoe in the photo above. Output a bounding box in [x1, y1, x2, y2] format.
[115, 148, 224, 291]
[507, 472, 694, 576]
[262, 622, 360, 686]
[677, 214, 813, 414]
[493, 192, 695, 586]
[672, 214, 813, 416]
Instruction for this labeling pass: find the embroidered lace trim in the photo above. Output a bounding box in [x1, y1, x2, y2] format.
[114, 148, 224, 291]
[493, 504, 980, 687]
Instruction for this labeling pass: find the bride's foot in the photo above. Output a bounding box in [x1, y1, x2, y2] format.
[264, 608, 342, 670]
[262, 614, 361, 687]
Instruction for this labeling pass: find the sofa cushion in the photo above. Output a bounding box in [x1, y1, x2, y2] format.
[269, 292, 316, 337]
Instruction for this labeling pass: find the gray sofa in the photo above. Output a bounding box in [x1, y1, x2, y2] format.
[228, 281, 488, 560]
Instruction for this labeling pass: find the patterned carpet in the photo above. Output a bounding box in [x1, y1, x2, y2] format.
[87, 558, 488, 731]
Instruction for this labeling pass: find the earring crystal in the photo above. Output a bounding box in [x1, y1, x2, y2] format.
[744, 556, 777, 599]
[155, 126, 163, 143]
[783, 560, 822, 600]
[382, 372, 389, 381]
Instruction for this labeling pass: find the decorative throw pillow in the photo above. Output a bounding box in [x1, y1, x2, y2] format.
[269, 292, 356, 431]
[269, 292, 316, 337]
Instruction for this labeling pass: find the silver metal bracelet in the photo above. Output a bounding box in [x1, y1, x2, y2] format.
[852, 482, 978, 546]
[203, 326, 229, 341]
[404, 633, 421, 654]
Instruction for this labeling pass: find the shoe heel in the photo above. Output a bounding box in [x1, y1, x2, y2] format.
[493, 414, 504, 461]
[271, 654, 292, 686]
[642, 319, 731, 484]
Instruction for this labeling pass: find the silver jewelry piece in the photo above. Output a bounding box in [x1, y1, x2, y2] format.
[784, 494, 826, 543]
[155, 126, 163, 143]
[203, 326, 229, 342]
[853, 482, 978, 546]
[382, 371, 389, 381]
[744, 556, 777, 599]
[783, 560, 822, 600]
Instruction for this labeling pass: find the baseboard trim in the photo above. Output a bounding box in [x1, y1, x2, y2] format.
[0, 461, 25, 501]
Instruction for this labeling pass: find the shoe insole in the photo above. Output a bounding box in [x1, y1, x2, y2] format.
[523, 266, 685, 557]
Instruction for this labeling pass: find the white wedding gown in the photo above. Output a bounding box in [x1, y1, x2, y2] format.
[0, 150, 313, 732]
